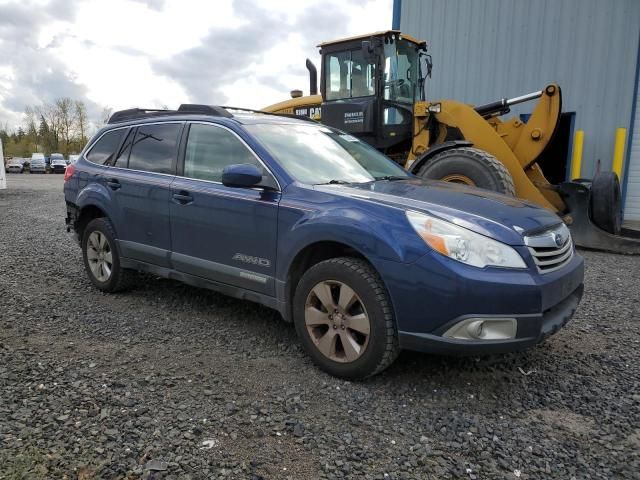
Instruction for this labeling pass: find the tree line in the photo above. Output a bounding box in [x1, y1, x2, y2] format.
[1, 99, 112, 158]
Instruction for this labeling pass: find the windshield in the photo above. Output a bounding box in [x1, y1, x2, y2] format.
[246, 123, 410, 184]
[383, 39, 421, 104]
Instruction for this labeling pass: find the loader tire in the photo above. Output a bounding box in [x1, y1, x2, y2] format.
[416, 147, 516, 196]
[590, 171, 621, 235]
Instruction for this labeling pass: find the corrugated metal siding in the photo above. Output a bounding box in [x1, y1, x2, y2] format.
[400, 0, 640, 179]
[624, 70, 640, 220]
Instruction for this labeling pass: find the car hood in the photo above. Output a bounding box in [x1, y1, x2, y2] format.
[315, 179, 563, 246]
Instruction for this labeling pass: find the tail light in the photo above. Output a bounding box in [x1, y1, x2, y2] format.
[64, 164, 76, 182]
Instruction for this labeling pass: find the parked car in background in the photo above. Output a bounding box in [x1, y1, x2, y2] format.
[68, 154, 80, 164]
[63, 106, 584, 379]
[30, 153, 46, 173]
[6, 158, 25, 173]
[50, 157, 67, 173]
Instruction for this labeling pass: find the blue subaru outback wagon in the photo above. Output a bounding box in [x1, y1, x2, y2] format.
[64, 105, 584, 378]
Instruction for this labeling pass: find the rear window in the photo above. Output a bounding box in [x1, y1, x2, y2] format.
[86, 129, 127, 165]
[127, 123, 181, 174]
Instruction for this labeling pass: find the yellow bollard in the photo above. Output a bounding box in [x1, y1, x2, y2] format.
[570, 130, 584, 180]
[612, 128, 627, 180]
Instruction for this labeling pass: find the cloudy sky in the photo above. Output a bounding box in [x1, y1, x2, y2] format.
[0, 0, 392, 129]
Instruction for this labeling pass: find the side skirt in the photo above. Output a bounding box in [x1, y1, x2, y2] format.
[120, 257, 287, 318]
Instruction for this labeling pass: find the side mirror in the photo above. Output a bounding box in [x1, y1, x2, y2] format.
[221, 163, 263, 188]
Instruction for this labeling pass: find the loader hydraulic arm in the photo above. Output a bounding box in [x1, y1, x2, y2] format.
[475, 90, 544, 118]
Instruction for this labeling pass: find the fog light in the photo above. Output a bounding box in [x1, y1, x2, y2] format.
[466, 320, 484, 338]
[443, 318, 517, 341]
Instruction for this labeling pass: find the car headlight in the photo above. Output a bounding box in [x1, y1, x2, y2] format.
[406, 210, 526, 269]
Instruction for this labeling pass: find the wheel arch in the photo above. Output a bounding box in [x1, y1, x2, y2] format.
[282, 240, 394, 324]
[75, 183, 117, 240]
[75, 203, 115, 242]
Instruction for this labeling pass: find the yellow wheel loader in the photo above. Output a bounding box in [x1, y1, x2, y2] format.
[263, 30, 640, 254]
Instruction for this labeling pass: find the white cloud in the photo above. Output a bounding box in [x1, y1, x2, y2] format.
[0, 0, 392, 129]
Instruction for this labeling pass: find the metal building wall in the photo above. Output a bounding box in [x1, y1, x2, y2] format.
[399, 0, 640, 179]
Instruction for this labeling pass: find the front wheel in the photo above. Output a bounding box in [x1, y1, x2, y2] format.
[293, 257, 399, 379]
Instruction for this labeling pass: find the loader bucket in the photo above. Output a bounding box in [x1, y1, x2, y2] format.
[559, 181, 640, 254]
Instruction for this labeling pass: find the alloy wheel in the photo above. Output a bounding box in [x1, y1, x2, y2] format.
[304, 280, 370, 363]
[86, 231, 113, 282]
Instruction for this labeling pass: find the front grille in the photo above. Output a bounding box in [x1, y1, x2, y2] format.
[525, 224, 574, 274]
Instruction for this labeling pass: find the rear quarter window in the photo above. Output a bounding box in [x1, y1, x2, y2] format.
[86, 129, 127, 165]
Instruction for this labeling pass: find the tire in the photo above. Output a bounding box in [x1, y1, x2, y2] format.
[590, 171, 621, 235]
[416, 147, 516, 196]
[82, 218, 135, 292]
[293, 257, 399, 379]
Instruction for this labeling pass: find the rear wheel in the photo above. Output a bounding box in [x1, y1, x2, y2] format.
[416, 147, 516, 196]
[293, 257, 399, 379]
[82, 218, 135, 292]
[590, 171, 621, 235]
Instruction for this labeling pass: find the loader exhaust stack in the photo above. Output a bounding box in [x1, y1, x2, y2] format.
[306, 59, 318, 96]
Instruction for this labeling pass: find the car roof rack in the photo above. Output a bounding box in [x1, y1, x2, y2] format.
[222, 106, 317, 123]
[107, 104, 315, 124]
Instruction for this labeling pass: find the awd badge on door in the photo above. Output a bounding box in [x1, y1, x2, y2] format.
[232, 253, 271, 268]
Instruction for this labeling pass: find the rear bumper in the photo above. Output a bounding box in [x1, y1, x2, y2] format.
[65, 203, 80, 243]
[398, 284, 583, 355]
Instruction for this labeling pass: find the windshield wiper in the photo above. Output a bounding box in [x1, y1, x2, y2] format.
[374, 175, 409, 181]
[316, 179, 352, 185]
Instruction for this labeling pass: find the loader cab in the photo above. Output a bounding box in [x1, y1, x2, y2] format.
[319, 30, 427, 154]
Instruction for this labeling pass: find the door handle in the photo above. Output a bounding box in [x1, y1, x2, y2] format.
[107, 179, 121, 190]
[172, 192, 193, 204]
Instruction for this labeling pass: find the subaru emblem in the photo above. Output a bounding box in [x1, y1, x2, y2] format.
[554, 233, 564, 247]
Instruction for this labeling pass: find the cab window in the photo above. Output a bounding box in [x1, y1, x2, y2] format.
[325, 49, 376, 101]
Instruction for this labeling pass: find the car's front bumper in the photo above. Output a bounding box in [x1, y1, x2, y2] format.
[52, 166, 66, 173]
[7, 167, 22, 173]
[398, 284, 583, 355]
[378, 246, 584, 355]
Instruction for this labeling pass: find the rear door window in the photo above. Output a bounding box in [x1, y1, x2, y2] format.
[128, 123, 182, 174]
[113, 128, 135, 168]
[183, 123, 261, 182]
[86, 129, 127, 165]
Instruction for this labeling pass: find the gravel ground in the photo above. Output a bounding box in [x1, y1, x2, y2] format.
[1, 174, 639, 480]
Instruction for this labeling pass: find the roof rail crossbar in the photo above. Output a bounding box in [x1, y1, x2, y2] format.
[177, 104, 233, 118]
[107, 108, 170, 124]
[107, 104, 315, 125]
[221, 106, 317, 123]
